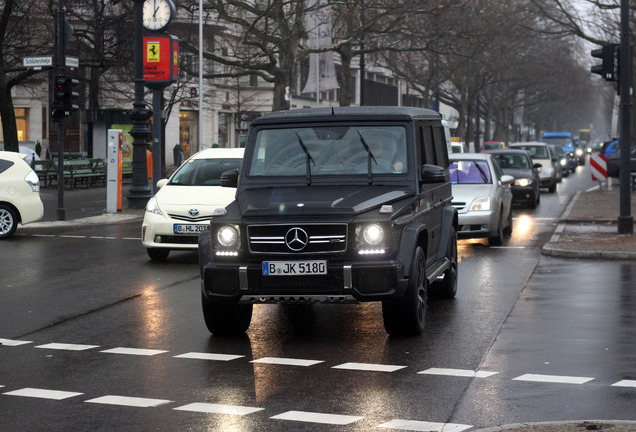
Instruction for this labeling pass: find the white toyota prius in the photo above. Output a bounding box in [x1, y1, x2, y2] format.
[0, 151, 44, 239]
[142, 147, 244, 261]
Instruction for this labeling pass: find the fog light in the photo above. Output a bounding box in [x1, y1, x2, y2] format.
[155, 235, 162, 243]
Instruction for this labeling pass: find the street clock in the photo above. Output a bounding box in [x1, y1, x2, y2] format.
[143, 0, 176, 32]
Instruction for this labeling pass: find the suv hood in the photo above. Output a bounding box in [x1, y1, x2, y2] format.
[237, 185, 413, 217]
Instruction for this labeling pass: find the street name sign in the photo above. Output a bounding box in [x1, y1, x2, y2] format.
[23, 56, 53, 68]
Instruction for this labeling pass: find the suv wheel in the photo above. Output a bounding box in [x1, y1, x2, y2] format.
[382, 246, 427, 336]
[430, 228, 458, 299]
[0, 204, 18, 239]
[147, 248, 170, 261]
[202, 293, 253, 335]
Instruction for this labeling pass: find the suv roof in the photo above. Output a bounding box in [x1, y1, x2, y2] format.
[251, 106, 442, 126]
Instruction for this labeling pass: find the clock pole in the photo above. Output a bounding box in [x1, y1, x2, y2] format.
[127, 0, 153, 209]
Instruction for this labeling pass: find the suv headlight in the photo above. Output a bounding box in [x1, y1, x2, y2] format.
[217, 225, 240, 247]
[355, 223, 388, 254]
[145, 196, 162, 215]
[469, 196, 491, 211]
[514, 178, 533, 187]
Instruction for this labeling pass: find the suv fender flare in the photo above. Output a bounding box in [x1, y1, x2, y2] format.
[437, 205, 458, 260]
[198, 230, 213, 279]
[396, 223, 428, 280]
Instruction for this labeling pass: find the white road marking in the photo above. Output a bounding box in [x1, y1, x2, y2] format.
[36, 343, 99, 351]
[333, 362, 406, 373]
[378, 419, 473, 431]
[85, 395, 172, 407]
[29, 234, 55, 237]
[59, 235, 86, 239]
[174, 352, 244, 361]
[3, 388, 83, 400]
[418, 368, 498, 378]
[271, 410, 364, 425]
[513, 374, 594, 384]
[123, 237, 140, 240]
[174, 403, 264, 415]
[611, 380, 636, 388]
[100, 347, 168, 356]
[0, 338, 32, 346]
[251, 357, 323, 367]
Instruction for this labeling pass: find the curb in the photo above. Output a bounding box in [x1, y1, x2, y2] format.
[23, 212, 143, 228]
[471, 420, 636, 432]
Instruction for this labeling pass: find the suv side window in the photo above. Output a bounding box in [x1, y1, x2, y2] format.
[419, 124, 436, 166]
[432, 125, 449, 167]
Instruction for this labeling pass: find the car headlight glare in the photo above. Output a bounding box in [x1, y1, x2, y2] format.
[470, 196, 491, 211]
[515, 178, 532, 187]
[217, 225, 239, 247]
[576, 149, 583, 156]
[362, 223, 384, 245]
[145, 196, 162, 215]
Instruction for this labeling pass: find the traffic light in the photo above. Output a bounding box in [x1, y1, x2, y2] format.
[591, 44, 617, 81]
[63, 77, 79, 115]
[51, 75, 67, 121]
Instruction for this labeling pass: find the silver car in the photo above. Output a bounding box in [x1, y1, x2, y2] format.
[450, 153, 514, 246]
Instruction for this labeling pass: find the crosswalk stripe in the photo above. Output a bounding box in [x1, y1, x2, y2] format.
[100, 347, 168, 356]
[174, 403, 264, 415]
[271, 410, 364, 425]
[611, 380, 636, 388]
[0, 338, 32, 346]
[333, 362, 406, 372]
[36, 343, 99, 351]
[251, 357, 323, 367]
[174, 352, 244, 361]
[3, 388, 83, 400]
[85, 395, 172, 407]
[377, 419, 473, 431]
[418, 367, 498, 378]
[513, 374, 594, 384]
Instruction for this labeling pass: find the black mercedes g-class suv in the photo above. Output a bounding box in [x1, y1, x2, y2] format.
[198, 106, 458, 336]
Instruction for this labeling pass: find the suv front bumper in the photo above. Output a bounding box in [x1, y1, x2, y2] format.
[201, 258, 408, 303]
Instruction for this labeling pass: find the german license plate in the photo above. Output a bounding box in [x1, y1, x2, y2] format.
[173, 224, 209, 234]
[262, 260, 327, 276]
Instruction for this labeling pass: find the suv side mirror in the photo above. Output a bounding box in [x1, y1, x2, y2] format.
[420, 164, 448, 184]
[220, 169, 239, 188]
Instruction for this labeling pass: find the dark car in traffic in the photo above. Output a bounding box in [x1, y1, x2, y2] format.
[486, 149, 541, 208]
[606, 146, 636, 181]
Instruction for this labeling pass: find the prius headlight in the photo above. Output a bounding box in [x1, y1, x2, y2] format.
[145, 196, 162, 215]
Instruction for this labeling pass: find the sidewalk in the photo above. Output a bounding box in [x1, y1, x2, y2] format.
[542, 181, 636, 260]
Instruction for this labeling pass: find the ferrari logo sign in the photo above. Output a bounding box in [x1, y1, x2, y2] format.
[143, 34, 178, 88]
[146, 42, 160, 63]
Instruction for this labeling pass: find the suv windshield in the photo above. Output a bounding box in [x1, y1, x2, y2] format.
[248, 125, 407, 177]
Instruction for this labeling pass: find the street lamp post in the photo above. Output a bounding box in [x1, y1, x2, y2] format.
[127, 0, 153, 209]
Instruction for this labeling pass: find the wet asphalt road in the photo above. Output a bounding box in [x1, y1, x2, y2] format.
[1, 163, 635, 431]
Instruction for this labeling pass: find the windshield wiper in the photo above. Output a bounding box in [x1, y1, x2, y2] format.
[295, 132, 316, 185]
[356, 130, 377, 185]
[473, 162, 489, 183]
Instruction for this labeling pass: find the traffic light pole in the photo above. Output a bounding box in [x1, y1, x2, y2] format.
[617, 0, 633, 234]
[55, 0, 66, 221]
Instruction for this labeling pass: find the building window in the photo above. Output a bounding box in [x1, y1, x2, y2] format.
[179, 110, 198, 159]
[0, 108, 29, 142]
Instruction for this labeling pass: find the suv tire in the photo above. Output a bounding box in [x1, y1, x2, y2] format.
[201, 293, 253, 335]
[382, 246, 427, 336]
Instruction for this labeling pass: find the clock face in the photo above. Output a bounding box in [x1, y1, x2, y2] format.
[143, 0, 174, 31]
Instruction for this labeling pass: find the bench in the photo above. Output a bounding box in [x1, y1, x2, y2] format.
[31, 159, 53, 187]
[47, 158, 106, 189]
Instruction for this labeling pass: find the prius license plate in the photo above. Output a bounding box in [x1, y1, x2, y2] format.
[173, 224, 209, 234]
[262, 261, 327, 276]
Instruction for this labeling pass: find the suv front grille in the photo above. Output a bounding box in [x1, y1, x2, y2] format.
[248, 224, 347, 254]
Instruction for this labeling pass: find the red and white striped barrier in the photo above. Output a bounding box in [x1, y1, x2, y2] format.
[590, 153, 607, 181]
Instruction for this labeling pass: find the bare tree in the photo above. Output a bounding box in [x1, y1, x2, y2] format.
[0, 0, 54, 152]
